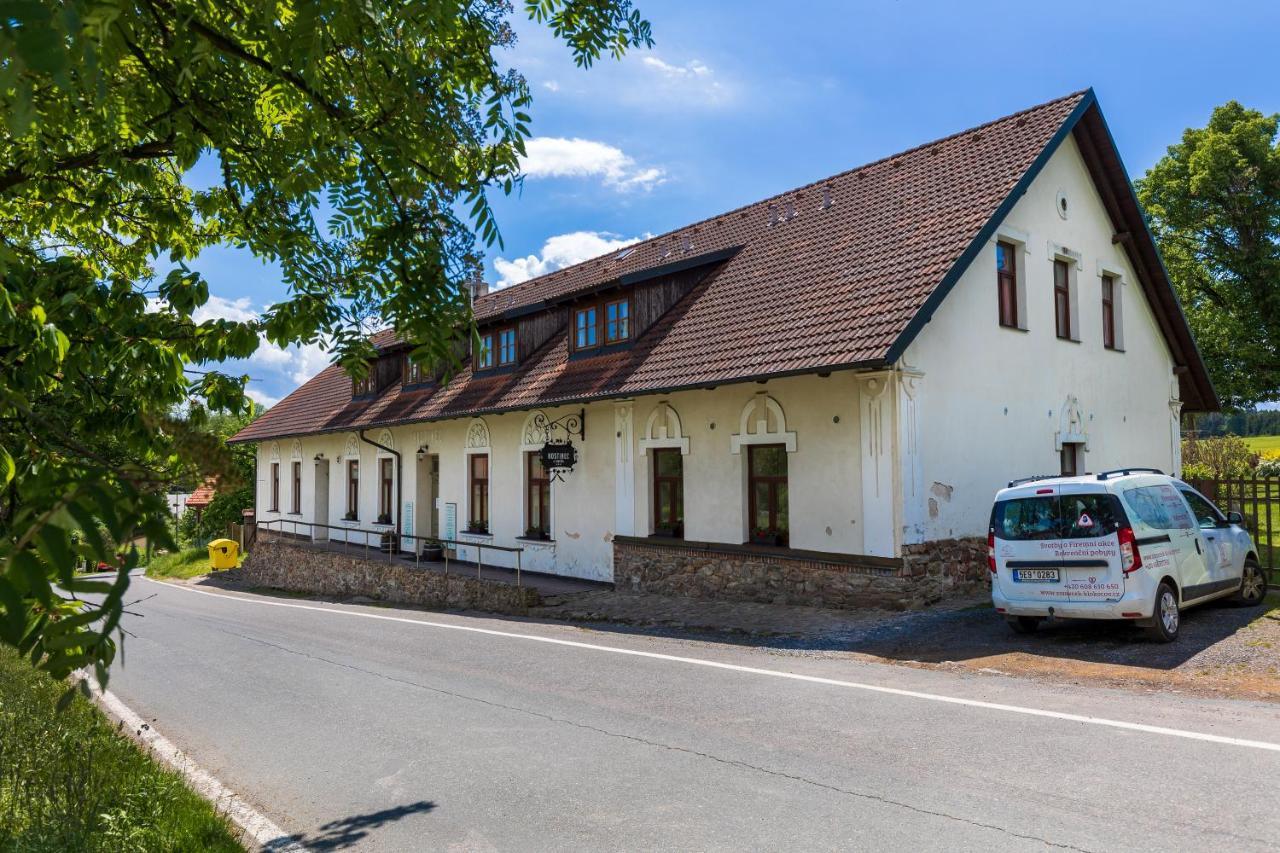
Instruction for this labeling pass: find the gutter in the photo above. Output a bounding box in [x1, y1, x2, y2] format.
[359, 429, 402, 536]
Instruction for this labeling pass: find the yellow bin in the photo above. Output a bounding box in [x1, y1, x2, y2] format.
[207, 538, 239, 570]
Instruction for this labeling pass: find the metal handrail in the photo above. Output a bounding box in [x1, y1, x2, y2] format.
[255, 518, 524, 586]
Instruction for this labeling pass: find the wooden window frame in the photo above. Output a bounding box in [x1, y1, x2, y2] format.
[605, 297, 631, 344]
[996, 241, 1018, 328]
[497, 327, 517, 366]
[269, 462, 280, 512]
[651, 448, 683, 537]
[378, 457, 394, 521]
[476, 333, 495, 370]
[572, 296, 632, 353]
[573, 305, 600, 351]
[352, 373, 373, 397]
[346, 460, 359, 520]
[1054, 259, 1073, 340]
[1101, 274, 1117, 350]
[402, 354, 424, 386]
[747, 444, 789, 546]
[290, 460, 301, 514]
[468, 454, 489, 533]
[1060, 443, 1082, 477]
[525, 451, 551, 539]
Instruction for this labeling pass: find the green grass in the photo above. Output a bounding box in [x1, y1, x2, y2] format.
[1243, 435, 1280, 454]
[146, 547, 244, 580]
[0, 649, 243, 852]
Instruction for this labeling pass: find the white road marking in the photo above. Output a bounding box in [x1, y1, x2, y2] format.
[79, 669, 306, 851]
[149, 578, 1280, 754]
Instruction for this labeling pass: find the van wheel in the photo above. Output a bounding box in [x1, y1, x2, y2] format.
[1234, 559, 1268, 606]
[1006, 616, 1041, 634]
[1145, 582, 1180, 643]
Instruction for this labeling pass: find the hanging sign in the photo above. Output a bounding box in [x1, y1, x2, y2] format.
[540, 441, 578, 472]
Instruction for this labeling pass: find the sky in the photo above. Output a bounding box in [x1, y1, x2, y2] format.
[187, 0, 1280, 407]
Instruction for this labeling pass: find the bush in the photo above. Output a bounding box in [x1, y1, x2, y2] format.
[0, 649, 242, 851]
[1181, 434, 1258, 479]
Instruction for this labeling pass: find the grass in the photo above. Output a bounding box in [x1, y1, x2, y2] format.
[146, 546, 244, 580]
[0, 650, 243, 852]
[1243, 435, 1280, 454]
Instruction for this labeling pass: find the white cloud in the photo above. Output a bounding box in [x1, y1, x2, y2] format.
[245, 387, 281, 408]
[493, 230, 649, 290]
[637, 55, 729, 105]
[542, 80, 560, 92]
[519, 137, 665, 192]
[642, 56, 713, 78]
[192, 294, 257, 324]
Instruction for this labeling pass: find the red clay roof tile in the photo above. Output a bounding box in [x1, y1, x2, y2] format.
[230, 91, 1150, 444]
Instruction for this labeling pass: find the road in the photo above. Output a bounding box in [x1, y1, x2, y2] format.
[106, 577, 1280, 851]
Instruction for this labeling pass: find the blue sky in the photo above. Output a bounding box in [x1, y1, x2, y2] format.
[192, 0, 1280, 406]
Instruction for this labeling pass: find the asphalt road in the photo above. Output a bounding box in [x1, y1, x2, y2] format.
[106, 577, 1280, 851]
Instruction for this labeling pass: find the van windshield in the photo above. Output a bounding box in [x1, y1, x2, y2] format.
[992, 494, 1125, 541]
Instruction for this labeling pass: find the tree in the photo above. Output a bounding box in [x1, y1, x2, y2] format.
[1136, 102, 1280, 410]
[0, 0, 652, 691]
[177, 410, 261, 546]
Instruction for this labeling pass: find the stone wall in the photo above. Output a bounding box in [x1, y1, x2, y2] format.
[900, 536, 990, 604]
[615, 536, 988, 611]
[244, 538, 542, 614]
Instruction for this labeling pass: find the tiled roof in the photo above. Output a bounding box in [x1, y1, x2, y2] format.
[230, 89, 1213, 446]
[186, 479, 217, 508]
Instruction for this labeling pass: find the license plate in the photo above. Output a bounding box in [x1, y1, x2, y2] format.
[1012, 568, 1060, 583]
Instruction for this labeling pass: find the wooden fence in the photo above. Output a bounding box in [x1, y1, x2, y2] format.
[1186, 476, 1280, 582]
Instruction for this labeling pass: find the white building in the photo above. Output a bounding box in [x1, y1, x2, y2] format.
[231, 90, 1216, 608]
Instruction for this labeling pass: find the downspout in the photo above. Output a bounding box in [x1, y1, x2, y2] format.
[359, 429, 402, 536]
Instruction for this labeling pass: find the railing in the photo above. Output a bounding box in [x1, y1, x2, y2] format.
[256, 518, 526, 586]
[1186, 475, 1280, 583]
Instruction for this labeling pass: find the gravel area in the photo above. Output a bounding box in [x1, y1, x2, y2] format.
[533, 588, 1280, 702]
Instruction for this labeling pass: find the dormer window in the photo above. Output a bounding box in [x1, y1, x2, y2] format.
[402, 355, 424, 386]
[498, 328, 517, 366]
[605, 298, 630, 343]
[477, 333, 494, 370]
[574, 306, 599, 350]
[352, 373, 373, 397]
[572, 296, 631, 353]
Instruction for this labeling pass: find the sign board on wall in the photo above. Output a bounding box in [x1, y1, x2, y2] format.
[540, 442, 578, 472]
[444, 502, 457, 541]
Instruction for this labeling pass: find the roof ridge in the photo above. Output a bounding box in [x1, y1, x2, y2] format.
[475, 88, 1090, 309]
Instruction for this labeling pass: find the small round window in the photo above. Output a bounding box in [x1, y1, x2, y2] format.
[1056, 189, 1069, 220]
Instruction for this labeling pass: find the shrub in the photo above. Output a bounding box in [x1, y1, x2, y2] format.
[1181, 434, 1258, 479]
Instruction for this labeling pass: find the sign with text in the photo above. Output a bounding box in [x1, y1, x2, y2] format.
[540, 441, 578, 472]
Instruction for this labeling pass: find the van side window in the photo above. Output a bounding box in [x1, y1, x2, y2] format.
[1121, 485, 1194, 531]
[1178, 490, 1223, 530]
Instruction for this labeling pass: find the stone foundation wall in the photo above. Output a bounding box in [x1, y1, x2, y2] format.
[900, 536, 990, 603]
[244, 538, 542, 614]
[615, 536, 988, 611]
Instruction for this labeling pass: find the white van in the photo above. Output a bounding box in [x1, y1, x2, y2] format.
[988, 468, 1268, 641]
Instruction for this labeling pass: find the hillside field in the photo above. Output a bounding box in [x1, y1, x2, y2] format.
[1243, 435, 1280, 454]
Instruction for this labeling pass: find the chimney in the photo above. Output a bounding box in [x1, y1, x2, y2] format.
[469, 272, 489, 303]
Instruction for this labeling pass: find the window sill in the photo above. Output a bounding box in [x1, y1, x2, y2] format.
[997, 323, 1028, 333]
[1105, 346, 1125, 354]
[371, 522, 394, 528]
[1056, 336, 1082, 344]
[649, 532, 685, 541]
[460, 531, 493, 539]
[516, 536, 555, 545]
